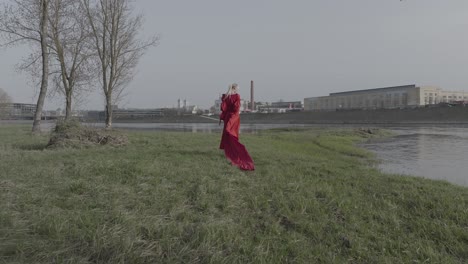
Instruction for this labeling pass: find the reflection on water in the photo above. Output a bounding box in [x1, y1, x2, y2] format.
[361, 126, 468, 186]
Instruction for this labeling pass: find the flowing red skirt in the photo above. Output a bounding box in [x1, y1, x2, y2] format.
[220, 114, 255, 171]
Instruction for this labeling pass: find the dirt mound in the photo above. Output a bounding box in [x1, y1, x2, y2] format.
[47, 120, 128, 149]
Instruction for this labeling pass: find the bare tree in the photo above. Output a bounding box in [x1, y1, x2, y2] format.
[48, 0, 95, 120]
[0, 0, 50, 133]
[81, 0, 158, 128]
[0, 88, 12, 118]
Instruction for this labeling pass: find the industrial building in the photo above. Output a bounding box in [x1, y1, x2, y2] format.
[112, 108, 165, 119]
[0, 103, 36, 119]
[304, 84, 468, 111]
[85, 107, 169, 121]
[256, 101, 303, 113]
[211, 80, 304, 114]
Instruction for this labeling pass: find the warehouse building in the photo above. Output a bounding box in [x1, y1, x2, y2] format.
[0, 103, 36, 119]
[304, 84, 468, 111]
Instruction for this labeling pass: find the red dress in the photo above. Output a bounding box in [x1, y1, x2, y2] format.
[219, 93, 255, 171]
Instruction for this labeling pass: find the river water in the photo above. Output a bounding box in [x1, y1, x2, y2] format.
[360, 125, 468, 187]
[2, 121, 467, 186]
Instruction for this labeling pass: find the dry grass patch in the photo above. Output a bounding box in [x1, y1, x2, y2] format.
[47, 120, 128, 149]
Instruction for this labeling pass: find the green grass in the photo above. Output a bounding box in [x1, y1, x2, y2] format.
[0, 125, 467, 263]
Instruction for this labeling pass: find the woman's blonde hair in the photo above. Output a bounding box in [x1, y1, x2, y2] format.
[225, 83, 238, 97]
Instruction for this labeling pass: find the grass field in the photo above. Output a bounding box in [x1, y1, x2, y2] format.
[0, 125, 467, 263]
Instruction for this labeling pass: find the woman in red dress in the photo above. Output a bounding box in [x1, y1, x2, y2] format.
[219, 83, 255, 171]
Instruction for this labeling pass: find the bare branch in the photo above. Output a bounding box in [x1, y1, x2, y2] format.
[0, 0, 51, 132]
[81, 0, 158, 128]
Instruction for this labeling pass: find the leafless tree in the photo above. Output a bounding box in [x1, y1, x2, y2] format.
[0, 88, 12, 118]
[48, 0, 96, 120]
[0, 0, 50, 133]
[81, 0, 158, 128]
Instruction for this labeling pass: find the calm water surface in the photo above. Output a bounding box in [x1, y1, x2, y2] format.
[360, 125, 468, 186]
[2, 121, 467, 186]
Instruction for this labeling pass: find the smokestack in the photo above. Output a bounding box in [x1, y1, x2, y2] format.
[177, 99, 181, 109]
[183, 99, 187, 110]
[250, 80, 254, 111]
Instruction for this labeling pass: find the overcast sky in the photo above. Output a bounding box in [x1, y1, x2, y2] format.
[1, 0, 468, 110]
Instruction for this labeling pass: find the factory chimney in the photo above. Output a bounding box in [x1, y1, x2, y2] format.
[250, 80, 255, 112]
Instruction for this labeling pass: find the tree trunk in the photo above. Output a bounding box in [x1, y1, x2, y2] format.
[105, 94, 112, 129]
[32, 0, 49, 134]
[65, 92, 72, 120]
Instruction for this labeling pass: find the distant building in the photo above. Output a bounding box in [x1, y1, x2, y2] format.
[0, 103, 36, 119]
[212, 96, 260, 114]
[43, 109, 64, 119]
[256, 101, 303, 113]
[304, 84, 468, 111]
[112, 108, 164, 119]
[212, 97, 222, 114]
[84, 107, 184, 121]
[271, 101, 302, 109]
[85, 110, 106, 121]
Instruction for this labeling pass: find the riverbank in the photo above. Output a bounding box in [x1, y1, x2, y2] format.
[99, 106, 468, 124]
[1, 125, 467, 263]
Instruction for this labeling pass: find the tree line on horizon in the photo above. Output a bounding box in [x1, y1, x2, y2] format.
[0, 0, 158, 132]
